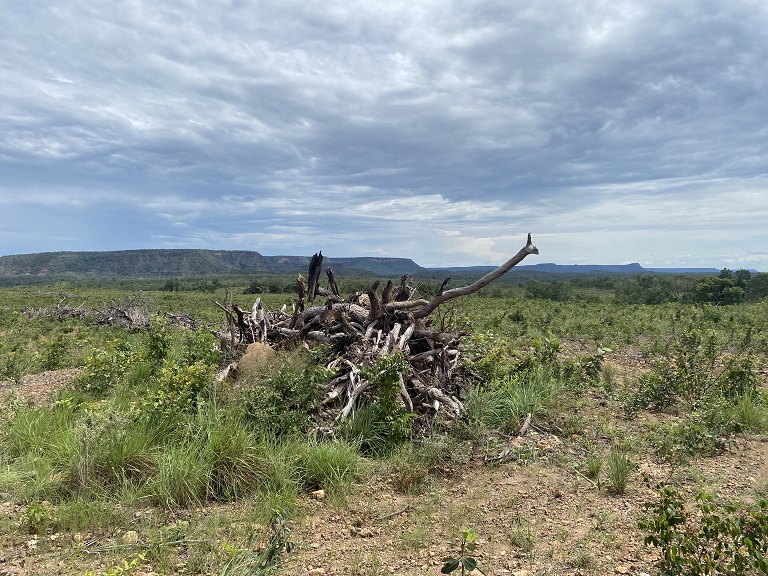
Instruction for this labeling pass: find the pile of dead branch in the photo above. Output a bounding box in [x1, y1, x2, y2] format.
[217, 234, 539, 427]
[27, 294, 199, 331]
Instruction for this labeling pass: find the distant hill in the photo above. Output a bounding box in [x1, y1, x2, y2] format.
[0, 249, 729, 280]
[431, 262, 722, 275]
[0, 249, 426, 278]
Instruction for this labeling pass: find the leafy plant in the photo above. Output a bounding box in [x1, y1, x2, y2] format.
[146, 315, 173, 364]
[82, 554, 149, 576]
[221, 509, 295, 576]
[627, 322, 758, 415]
[242, 362, 328, 437]
[38, 334, 70, 371]
[21, 501, 54, 534]
[442, 526, 480, 575]
[651, 419, 727, 464]
[639, 486, 768, 575]
[75, 338, 138, 396]
[141, 360, 214, 420]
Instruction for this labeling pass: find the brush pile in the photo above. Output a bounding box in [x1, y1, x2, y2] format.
[218, 234, 539, 424]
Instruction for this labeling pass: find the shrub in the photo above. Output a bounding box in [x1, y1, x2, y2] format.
[181, 327, 222, 366]
[627, 324, 759, 416]
[146, 316, 173, 364]
[75, 339, 138, 396]
[38, 334, 70, 371]
[141, 360, 214, 420]
[651, 419, 727, 464]
[639, 486, 768, 575]
[242, 362, 328, 437]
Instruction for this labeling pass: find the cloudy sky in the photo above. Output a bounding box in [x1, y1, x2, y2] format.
[2, 1, 767, 269]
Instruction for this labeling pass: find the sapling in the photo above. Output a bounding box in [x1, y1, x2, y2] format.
[442, 526, 484, 575]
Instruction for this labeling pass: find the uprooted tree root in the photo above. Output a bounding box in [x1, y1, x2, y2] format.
[215, 233, 539, 430]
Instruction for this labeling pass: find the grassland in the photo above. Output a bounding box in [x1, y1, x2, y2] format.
[0, 280, 767, 575]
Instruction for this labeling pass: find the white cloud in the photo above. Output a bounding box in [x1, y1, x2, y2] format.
[0, 0, 766, 269]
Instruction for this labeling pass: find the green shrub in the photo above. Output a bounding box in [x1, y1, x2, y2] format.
[146, 316, 173, 364]
[651, 419, 727, 464]
[21, 501, 54, 534]
[38, 334, 70, 371]
[141, 360, 214, 420]
[242, 362, 327, 437]
[181, 327, 222, 366]
[627, 324, 759, 416]
[75, 339, 138, 396]
[639, 486, 768, 575]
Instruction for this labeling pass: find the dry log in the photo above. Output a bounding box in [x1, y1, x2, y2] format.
[427, 387, 463, 416]
[413, 233, 538, 318]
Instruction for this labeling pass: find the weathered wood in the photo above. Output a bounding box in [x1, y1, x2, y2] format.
[413, 233, 538, 319]
[307, 252, 323, 304]
[366, 280, 382, 325]
[326, 267, 340, 297]
[214, 235, 538, 434]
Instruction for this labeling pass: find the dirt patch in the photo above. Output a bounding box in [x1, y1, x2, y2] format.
[282, 436, 768, 576]
[0, 368, 81, 406]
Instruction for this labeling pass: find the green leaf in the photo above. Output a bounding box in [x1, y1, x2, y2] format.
[441, 558, 460, 573]
[461, 557, 478, 571]
[466, 542, 477, 552]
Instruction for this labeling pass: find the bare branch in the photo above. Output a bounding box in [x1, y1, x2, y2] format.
[413, 233, 538, 319]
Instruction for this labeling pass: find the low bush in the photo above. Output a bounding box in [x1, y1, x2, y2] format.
[639, 486, 768, 575]
[242, 362, 328, 438]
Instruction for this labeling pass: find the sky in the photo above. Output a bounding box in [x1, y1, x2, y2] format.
[1, 1, 767, 270]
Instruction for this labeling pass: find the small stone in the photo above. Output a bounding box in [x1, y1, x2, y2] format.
[310, 489, 326, 500]
[307, 568, 324, 575]
[615, 566, 630, 574]
[122, 530, 139, 545]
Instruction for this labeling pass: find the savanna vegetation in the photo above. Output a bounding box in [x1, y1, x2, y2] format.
[0, 267, 767, 575]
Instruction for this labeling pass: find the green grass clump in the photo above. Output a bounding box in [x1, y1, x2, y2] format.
[606, 447, 634, 494]
[294, 439, 362, 493]
[475, 365, 562, 434]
